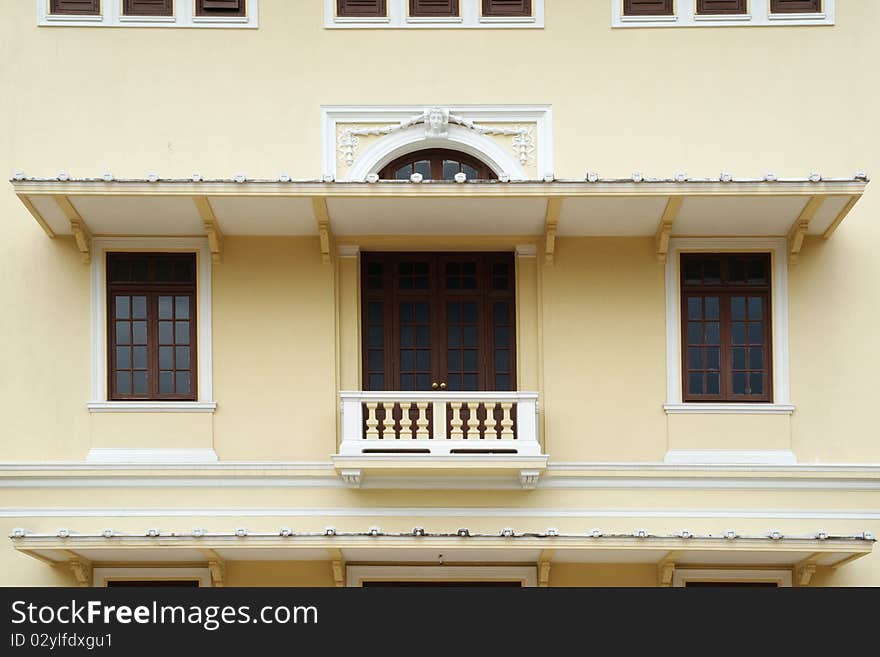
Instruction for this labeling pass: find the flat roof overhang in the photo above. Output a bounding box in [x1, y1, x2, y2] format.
[10, 175, 869, 264]
[12, 531, 874, 587]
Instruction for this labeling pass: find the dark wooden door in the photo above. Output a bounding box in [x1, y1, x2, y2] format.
[362, 253, 516, 392]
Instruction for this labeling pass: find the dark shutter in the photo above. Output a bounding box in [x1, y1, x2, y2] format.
[123, 0, 173, 16]
[482, 0, 531, 17]
[337, 0, 387, 17]
[50, 0, 100, 14]
[411, 0, 459, 16]
[196, 0, 246, 16]
[622, 0, 673, 15]
[696, 0, 747, 14]
[770, 0, 821, 13]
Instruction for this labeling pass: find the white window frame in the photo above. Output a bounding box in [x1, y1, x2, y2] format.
[39, 0, 259, 28]
[664, 238, 794, 415]
[325, 0, 544, 29]
[673, 568, 792, 587]
[93, 567, 212, 587]
[346, 565, 537, 587]
[88, 237, 216, 413]
[611, 0, 834, 28]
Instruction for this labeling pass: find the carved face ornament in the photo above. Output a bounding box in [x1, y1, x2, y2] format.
[425, 107, 449, 138]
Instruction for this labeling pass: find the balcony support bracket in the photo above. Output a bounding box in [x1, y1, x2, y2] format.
[544, 198, 562, 265]
[194, 196, 224, 264]
[54, 196, 91, 264]
[787, 196, 825, 265]
[313, 198, 334, 265]
[655, 196, 683, 263]
[658, 551, 681, 587]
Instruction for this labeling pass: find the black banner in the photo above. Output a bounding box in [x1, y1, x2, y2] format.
[1, 587, 875, 654]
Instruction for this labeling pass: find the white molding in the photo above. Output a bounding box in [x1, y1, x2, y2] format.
[86, 449, 219, 464]
[664, 450, 797, 466]
[346, 565, 537, 587]
[321, 105, 553, 182]
[337, 244, 361, 258]
[515, 244, 538, 257]
[87, 401, 217, 413]
[5, 507, 880, 520]
[38, 0, 260, 28]
[90, 237, 213, 405]
[93, 567, 211, 587]
[665, 238, 791, 408]
[324, 0, 544, 29]
[673, 568, 792, 588]
[611, 0, 834, 28]
[664, 403, 795, 415]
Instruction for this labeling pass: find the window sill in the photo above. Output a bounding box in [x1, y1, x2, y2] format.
[768, 12, 827, 21]
[693, 13, 752, 22]
[664, 403, 795, 415]
[405, 16, 463, 24]
[87, 401, 217, 414]
[118, 15, 176, 23]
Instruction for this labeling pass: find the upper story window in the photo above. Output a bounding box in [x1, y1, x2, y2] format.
[107, 253, 197, 401]
[328, 0, 543, 28]
[680, 254, 772, 403]
[613, 0, 832, 27]
[40, 0, 258, 27]
[380, 149, 497, 181]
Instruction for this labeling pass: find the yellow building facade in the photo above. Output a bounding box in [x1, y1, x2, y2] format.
[1, 0, 878, 587]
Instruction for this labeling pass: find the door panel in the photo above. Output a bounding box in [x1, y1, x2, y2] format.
[362, 253, 516, 391]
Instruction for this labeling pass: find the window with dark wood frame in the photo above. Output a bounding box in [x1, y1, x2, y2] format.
[196, 0, 246, 17]
[623, 0, 674, 16]
[50, 0, 100, 14]
[380, 149, 497, 181]
[362, 253, 516, 392]
[410, 0, 459, 17]
[482, 0, 532, 17]
[337, 0, 387, 17]
[769, 0, 820, 13]
[697, 0, 748, 15]
[107, 253, 197, 401]
[123, 0, 173, 16]
[681, 253, 772, 403]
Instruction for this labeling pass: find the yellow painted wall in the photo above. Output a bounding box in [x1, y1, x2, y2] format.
[1, 1, 879, 585]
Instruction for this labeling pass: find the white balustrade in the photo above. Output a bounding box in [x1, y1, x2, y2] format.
[338, 391, 541, 457]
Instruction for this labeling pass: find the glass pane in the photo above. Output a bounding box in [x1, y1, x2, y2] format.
[750, 348, 763, 370]
[368, 302, 383, 323]
[447, 374, 461, 391]
[416, 326, 430, 345]
[159, 322, 173, 344]
[463, 374, 478, 391]
[395, 166, 411, 181]
[400, 374, 414, 390]
[132, 321, 147, 345]
[416, 350, 430, 370]
[447, 327, 461, 347]
[414, 160, 431, 179]
[176, 372, 191, 394]
[687, 322, 702, 345]
[400, 327, 414, 348]
[447, 303, 460, 322]
[732, 372, 746, 395]
[401, 351, 415, 371]
[369, 374, 384, 390]
[703, 259, 721, 284]
[447, 350, 461, 369]
[159, 296, 173, 320]
[494, 303, 509, 323]
[730, 259, 746, 283]
[156, 260, 173, 282]
[177, 346, 191, 370]
[706, 373, 720, 395]
[684, 260, 701, 284]
[414, 303, 429, 323]
[463, 304, 477, 323]
[749, 323, 763, 345]
[116, 321, 130, 345]
[175, 296, 190, 320]
[116, 347, 131, 369]
[399, 303, 413, 322]
[705, 322, 720, 344]
[495, 374, 510, 390]
[687, 297, 702, 320]
[368, 327, 384, 349]
[368, 350, 383, 371]
[732, 296, 746, 320]
[706, 348, 720, 370]
[463, 350, 478, 371]
[688, 347, 703, 369]
[494, 326, 509, 347]
[131, 260, 148, 282]
[748, 297, 763, 320]
[133, 371, 148, 395]
[748, 259, 767, 284]
[174, 260, 194, 283]
[462, 164, 478, 180]
[749, 372, 763, 395]
[115, 296, 130, 319]
[133, 347, 147, 370]
[159, 347, 174, 370]
[442, 160, 459, 180]
[462, 326, 477, 347]
[688, 373, 703, 395]
[733, 348, 746, 370]
[495, 350, 510, 372]
[732, 323, 746, 345]
[416, 374, 431, 390]
[116, 372, 131, 394]
[159, 372, 174, 394]
[175, 321, 190, 344]
[132, 296, 147, 320]
[705, 297, 719, 320]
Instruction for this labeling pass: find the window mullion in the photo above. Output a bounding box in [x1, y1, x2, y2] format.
[719, 292, 731, 400]
[148, 291, 159, 399]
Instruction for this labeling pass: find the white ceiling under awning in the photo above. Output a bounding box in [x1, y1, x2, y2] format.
[12, 178, 867, 244]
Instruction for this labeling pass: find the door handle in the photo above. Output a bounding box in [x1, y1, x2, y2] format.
[440, 382, 447, 390]
[432, 382, 440, 390]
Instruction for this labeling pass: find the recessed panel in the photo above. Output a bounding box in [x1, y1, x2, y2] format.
[28, 196, 72, 236]
[68, 196, 203, 235]
[809, 195, 854, 235]
[208, 197, 317, 235]
[558, 197, 668, 236]
[675, 196, 806, 236]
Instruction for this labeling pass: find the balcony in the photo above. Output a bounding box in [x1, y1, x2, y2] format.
[333, 391, 546, 488]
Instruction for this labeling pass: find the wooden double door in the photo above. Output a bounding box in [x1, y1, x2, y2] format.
[362, 253, 516, 392]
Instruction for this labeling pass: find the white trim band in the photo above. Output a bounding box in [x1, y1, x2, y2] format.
[85, 449, 219, 465]
[663, 404, 795, 415]
[664, 450, 797, 466]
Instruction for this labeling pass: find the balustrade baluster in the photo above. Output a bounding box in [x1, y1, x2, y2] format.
[450, 402, 464, 439]
[500, 402, 514, 439]
[465, 403, 480, 440]
[416, 402, 430, 439]
[365, 402, 379, 439]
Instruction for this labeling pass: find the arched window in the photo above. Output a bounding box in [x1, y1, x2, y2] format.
[380, 149, 497, 181]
